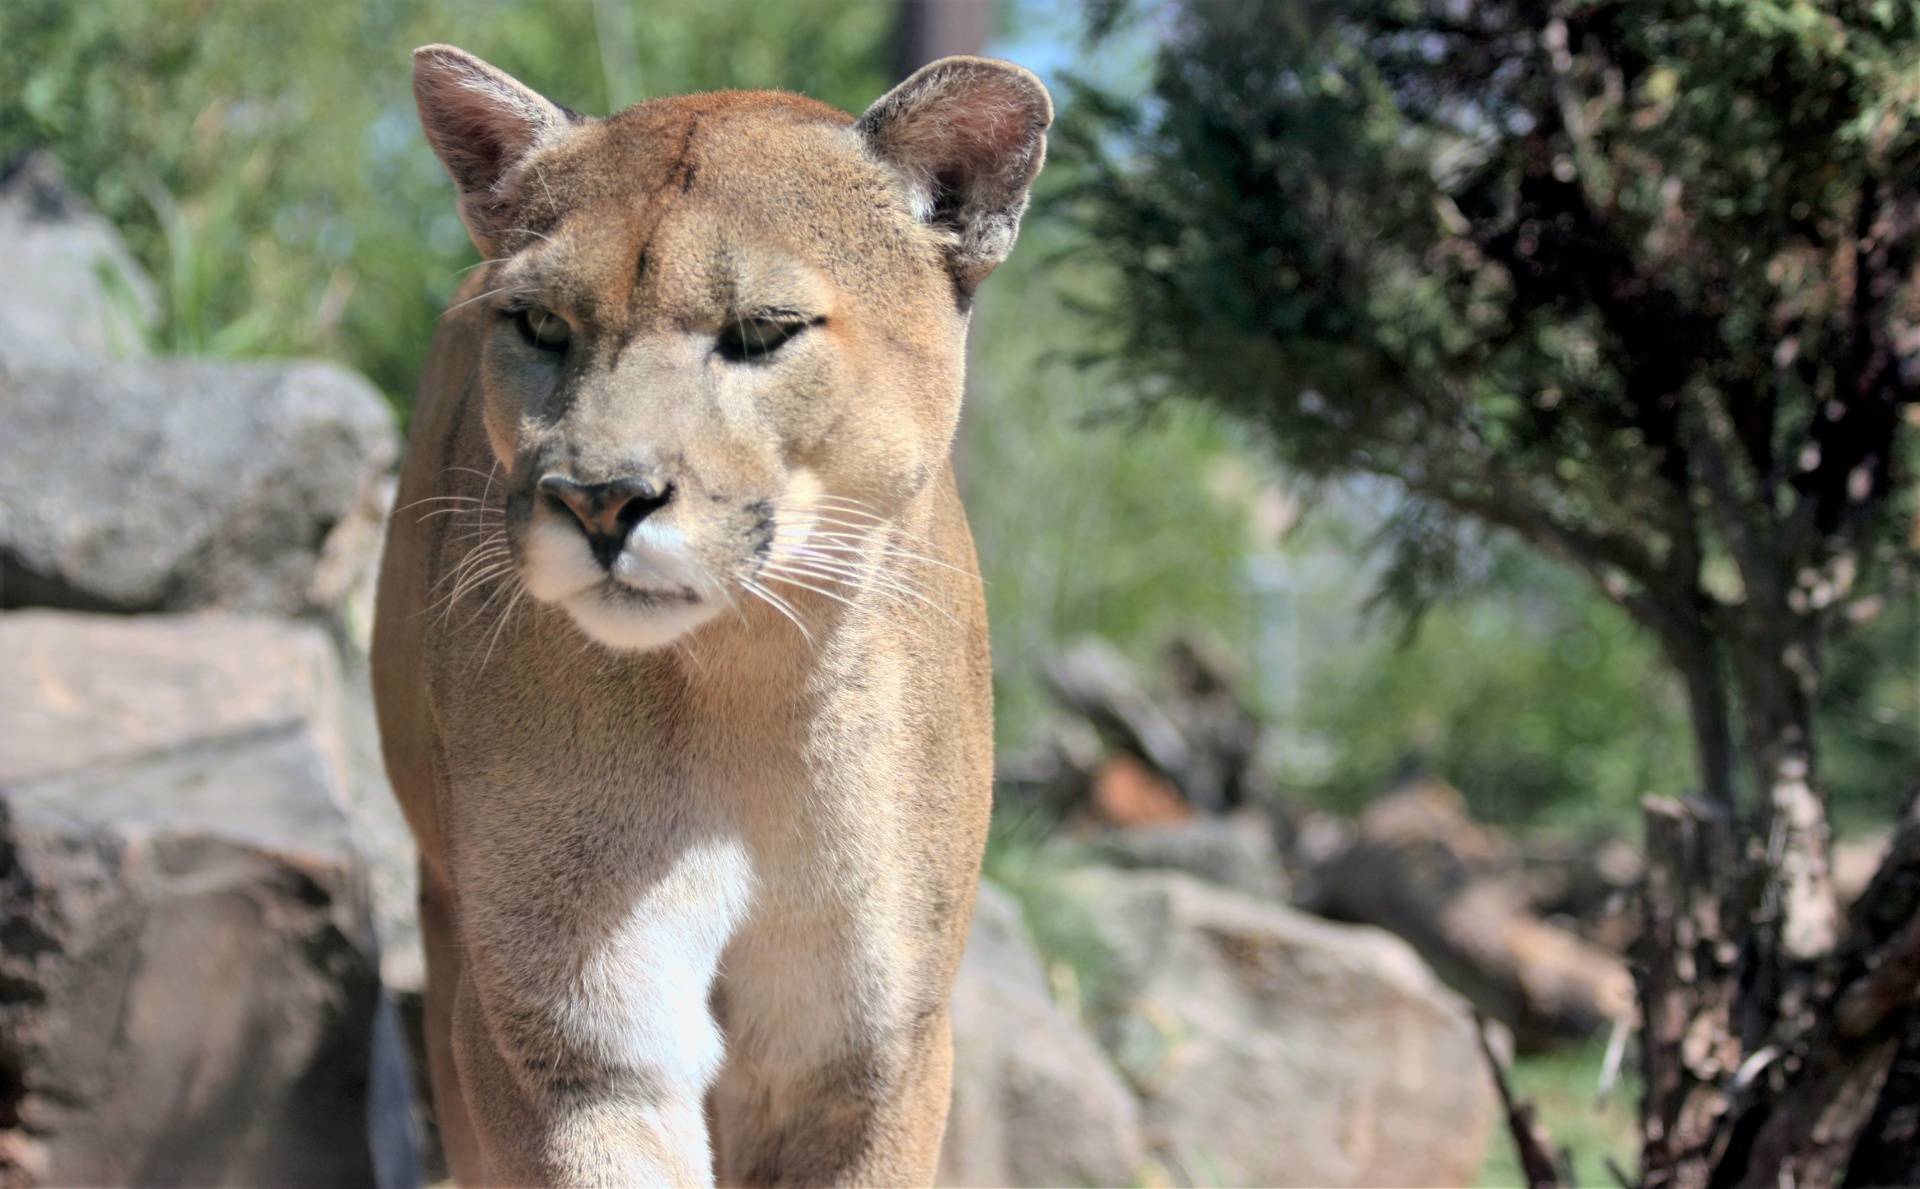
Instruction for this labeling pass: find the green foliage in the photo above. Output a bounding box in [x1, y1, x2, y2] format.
[1822, 590, 1920, 829]
[1060, 0, 1920, 810]
[962, 229, 1263, 756]
[1282, 515, 1694, 829]
[0, 0, 890, 408]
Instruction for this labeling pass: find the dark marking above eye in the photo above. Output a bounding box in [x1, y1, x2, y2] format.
[671, 114, 703, 194]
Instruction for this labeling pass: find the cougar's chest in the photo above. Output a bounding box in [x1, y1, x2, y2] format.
[426, 595, 903, 886]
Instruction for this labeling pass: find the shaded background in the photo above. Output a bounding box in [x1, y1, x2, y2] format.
[2, 1, 1916, 1186]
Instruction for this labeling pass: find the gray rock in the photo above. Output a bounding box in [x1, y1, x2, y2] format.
[1087, 809, 1288, 899]
[0, 357, 397, 614]
[939, 883, 1145, 1188]
[332, 588, 436, 1171]
[337, 645, 423, 997]
[0, 611, 419, 1188]
[1061, 867, 1496, 1188]
[0, 153, 157, 365]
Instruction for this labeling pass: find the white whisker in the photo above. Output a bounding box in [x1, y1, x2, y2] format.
[739, 576, 814, 644]
[793, 534, 977, 578]
[441, 285, 522, 317]
[477, 583, 527, 671]
[434, 564, 514, 621]
[761, 560, 958, 626]
[425, 543, 509, 600]
[764, 553, 943, 604]
[399, 493, 488, 510]
[671, 636, 709, 676]
[458, 563, 522, 631]
[756, 571, 871, 615]
[418, 505, 506, 524]
[430, 555, 516, 622]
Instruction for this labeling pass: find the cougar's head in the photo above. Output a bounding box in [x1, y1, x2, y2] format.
[412, 46, 1049, 651]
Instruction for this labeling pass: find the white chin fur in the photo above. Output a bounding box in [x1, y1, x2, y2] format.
[521, 514, 607, 602]
[561, 587, 720, 651]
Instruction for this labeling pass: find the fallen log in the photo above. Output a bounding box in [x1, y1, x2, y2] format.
[1300, 781, 1635, 1050]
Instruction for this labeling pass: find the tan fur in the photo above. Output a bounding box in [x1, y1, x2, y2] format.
[373, 48, 1048, 1186]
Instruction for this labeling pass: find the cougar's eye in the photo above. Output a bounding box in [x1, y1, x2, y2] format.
[513, 306, 572, 352]
[716, 316, 817, 363]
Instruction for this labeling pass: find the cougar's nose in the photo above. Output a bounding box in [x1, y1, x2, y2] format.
[539, 473, 674, 568]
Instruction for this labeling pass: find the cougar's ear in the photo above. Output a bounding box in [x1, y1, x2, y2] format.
[412, 44, 573, 253]
[857, 56, 1052, 294]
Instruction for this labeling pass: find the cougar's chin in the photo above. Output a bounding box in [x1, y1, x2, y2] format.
[560, 582, 719, 651]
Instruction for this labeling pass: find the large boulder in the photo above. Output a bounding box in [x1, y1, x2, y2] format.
[0, 611, 418, 1188]
[1086, 808, 1288, 900]
[1061, 867, 1497, 1188]
[939, 883, 1145, 1188]
[0, 153, 157, 366]
[0, 358, 397, 614]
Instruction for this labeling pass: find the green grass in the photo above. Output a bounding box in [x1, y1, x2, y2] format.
[979, 809, 1124, 1027]
[1478, 1033, 1640, 1188]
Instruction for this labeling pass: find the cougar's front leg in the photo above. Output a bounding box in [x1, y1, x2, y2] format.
[709, 886, 969, 1188]
[450, 829, 753, 1186]
[710, 1007, 956, 1188]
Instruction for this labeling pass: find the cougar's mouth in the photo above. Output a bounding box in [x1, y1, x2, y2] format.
[558, 577, 720, 651]
[597, 581, 702, 608]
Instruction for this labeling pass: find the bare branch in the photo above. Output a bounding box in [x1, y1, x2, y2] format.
[1475, 1014, 1570, 1189]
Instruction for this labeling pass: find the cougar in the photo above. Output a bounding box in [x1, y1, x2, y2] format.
[371, 43, 1049, 1185]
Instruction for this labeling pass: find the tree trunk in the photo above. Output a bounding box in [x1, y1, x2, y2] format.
[1725, 612, 1842, 1055]
[1664, 631, 1738, 812]
[891, 0, 992, 78]
[1626, 784, 1920, 1189]
[1636, 798, 1744, 1189]
[1841, 985, 1920, 1186]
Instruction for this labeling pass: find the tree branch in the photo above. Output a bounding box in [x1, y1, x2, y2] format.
[1784, 179, 1918, 568]
[1475, 1014, 1569, 1189]
[1683, 397, 1784, 606]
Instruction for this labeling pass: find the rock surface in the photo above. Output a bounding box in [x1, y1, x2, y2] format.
[0, 611, 418, 1188]
[1062, 866, 1497, 1188]
[0, 358, 397, 614]
[0, 153, 157, 366]
[939, 883, 1145, 1188]
[338, 647, 424, 997]
[1087, 808, 1288, 899]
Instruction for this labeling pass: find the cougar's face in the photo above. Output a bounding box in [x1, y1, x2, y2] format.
[415, 44, 1047, 651]
[468, 100, 965, 651]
